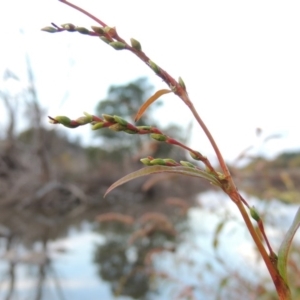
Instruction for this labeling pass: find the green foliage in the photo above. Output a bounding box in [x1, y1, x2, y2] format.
[272, 152, 300, 169]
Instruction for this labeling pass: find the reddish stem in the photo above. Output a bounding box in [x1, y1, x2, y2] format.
[59, 0, 107, 27]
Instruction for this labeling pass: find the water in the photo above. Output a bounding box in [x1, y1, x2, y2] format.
[0, 191, 298, 300]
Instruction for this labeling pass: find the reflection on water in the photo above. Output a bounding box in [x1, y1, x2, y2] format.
[0, 193, 189, 300]
[0, 191, 299, 300]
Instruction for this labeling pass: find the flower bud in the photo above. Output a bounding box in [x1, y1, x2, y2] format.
[61, 23, 76, 31]
[150, 158, 166, 165]
[102, 114, 116, 123]
[53, 116, 71, 126]
[137, 126, 152, 131]
[76, 115, 92, 125]
[140, 158, 152, 166]
[148, 60, 160, 74]
[163, 159, 178, 166]
[113, 115, 128, 126]
[180, 161, 196, 168]
[189, 151, 203, 161]
[100, 36, 112, 44]
[217, 172, 226, 180]
[91, 26, 105, 35]
[150, 133, 167, 142]
[124, 129, 138, 134]
[109, 41, 126, 50]
[250, 206, 261, 222]
[109, 123, 126, 131]
[76, 27, 90, 34]
[92, 122, 105, 130]
[130, 38, 142, 51]
[41, 26, 57, 33]
[104, 26, 117, 37]
[178, 76, 186, 90]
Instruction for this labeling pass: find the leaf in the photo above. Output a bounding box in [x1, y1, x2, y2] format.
[277, 207, 300, 284]
[104, 165, 221, 197]
[134, 89, 171, 122]
[213, 220, 226, 250]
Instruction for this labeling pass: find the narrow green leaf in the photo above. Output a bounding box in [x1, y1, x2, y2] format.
[104, 166, 221, 197]
[278, 207, 300, 283]
[213, 220, 226, 250]
[134, 89, 171, 122]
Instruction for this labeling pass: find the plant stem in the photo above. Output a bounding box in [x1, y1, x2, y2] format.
[231, 191, 292, 300]
[55, 2, 293, 298]
[59, 0, 107, 27]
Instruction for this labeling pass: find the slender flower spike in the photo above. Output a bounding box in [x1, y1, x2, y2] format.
[130, 38, 142, 51]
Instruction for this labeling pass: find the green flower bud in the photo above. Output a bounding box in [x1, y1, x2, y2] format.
[189, 151, 203, 161]
[53, 116, 71, 127]
[178, 76, 186, 90]
[163, 159, 178, 166]
[104, 26, 115, 34]
[92, 122, 105, 130]
[140, 158, 152, 166]
[109, 123, 126, 131]
[250, 206, 261, 222]
[150, 133, 167, 142]
[148, 60, 160, 74]
[100, 36, 112, 44]
[76, 115, 93, 125]
[91, 26, 105, 35]
[217, 172, 226, 180]
[109, 41, 126, 50]
[137, 126, 152, 131]
[76, 27, 90, 34]
[130, 38, 142, 51]
[102, 114, 116, 123]
[113, 115, 128, 126]
[41, 26, 57, 33]
[124, 129, 138, 134]
[61, 23, 76, 31]
[150, 158, 166, 165]
[180, 161, 196, 168]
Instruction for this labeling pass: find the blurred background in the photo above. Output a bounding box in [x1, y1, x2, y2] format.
[0, 1, 300, 299]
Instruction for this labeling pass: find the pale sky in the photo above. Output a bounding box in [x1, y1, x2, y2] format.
[1, 0, 300, 165]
